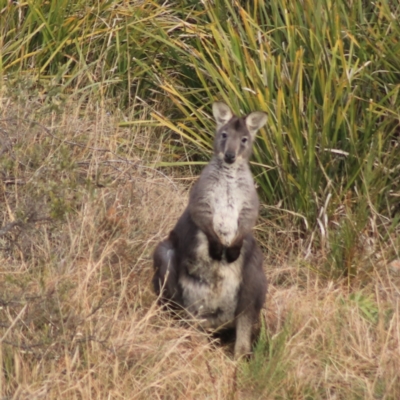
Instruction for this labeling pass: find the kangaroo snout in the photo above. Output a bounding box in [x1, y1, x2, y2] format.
[224, 151, 236, 164]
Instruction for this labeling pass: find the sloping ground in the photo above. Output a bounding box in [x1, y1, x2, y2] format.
[0, 92, 399, 399]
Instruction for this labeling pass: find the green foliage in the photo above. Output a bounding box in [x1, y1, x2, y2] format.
[0, 0, 202, 103]
[155, 0, 400, 225]
[239, 319, 290, 397]
[326, 199, 370, 278]
[348, 291, 379, 324]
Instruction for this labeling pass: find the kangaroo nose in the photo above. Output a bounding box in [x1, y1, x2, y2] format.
[224, 152, 236, 164]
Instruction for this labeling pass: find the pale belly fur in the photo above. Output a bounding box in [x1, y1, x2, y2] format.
[180, 231, 242, 330]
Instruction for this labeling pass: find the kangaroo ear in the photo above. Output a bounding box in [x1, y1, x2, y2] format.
[245, 111, 268, 136]
[212, 102, 233, 129]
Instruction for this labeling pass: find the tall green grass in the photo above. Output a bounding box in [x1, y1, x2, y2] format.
[0, 1, 203, 103]
[155, 0, 400, 223]
[1, 0, 399, 273]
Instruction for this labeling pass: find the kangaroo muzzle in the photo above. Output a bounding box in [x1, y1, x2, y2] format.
[224, 151, 236, 164]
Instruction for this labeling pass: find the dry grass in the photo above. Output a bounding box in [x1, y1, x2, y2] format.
[1, 89, 399, 399]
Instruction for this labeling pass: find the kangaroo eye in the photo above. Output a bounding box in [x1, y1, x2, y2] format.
[241, 137, 248, 144]
[221, 132, 227, 139]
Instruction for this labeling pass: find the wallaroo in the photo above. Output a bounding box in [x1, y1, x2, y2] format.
[153, 101, 268, 359]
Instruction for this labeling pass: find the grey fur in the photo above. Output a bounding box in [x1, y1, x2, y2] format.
[153, 102, 268, 359]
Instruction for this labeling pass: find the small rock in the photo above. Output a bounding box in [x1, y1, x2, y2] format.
[389, 260, 400, 276]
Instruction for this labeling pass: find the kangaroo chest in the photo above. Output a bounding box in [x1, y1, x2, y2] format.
[209, 171, 248, 246]
[179, 231, 242, 330]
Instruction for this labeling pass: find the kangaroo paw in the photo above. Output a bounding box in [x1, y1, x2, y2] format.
[226, 244, 241, 263]
[208, 238, 223, 260]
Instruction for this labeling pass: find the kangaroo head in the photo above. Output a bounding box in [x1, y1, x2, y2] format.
[212, 102, 267, 165]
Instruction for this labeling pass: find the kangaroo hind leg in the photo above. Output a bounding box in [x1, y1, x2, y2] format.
[234, 313, 253, 359]
[234, 237, 267, 359]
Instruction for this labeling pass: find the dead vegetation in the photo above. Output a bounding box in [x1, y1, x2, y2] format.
[1, 90, 400, 399]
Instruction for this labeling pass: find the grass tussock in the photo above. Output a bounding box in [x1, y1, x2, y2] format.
[0, 90, 399, 399]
